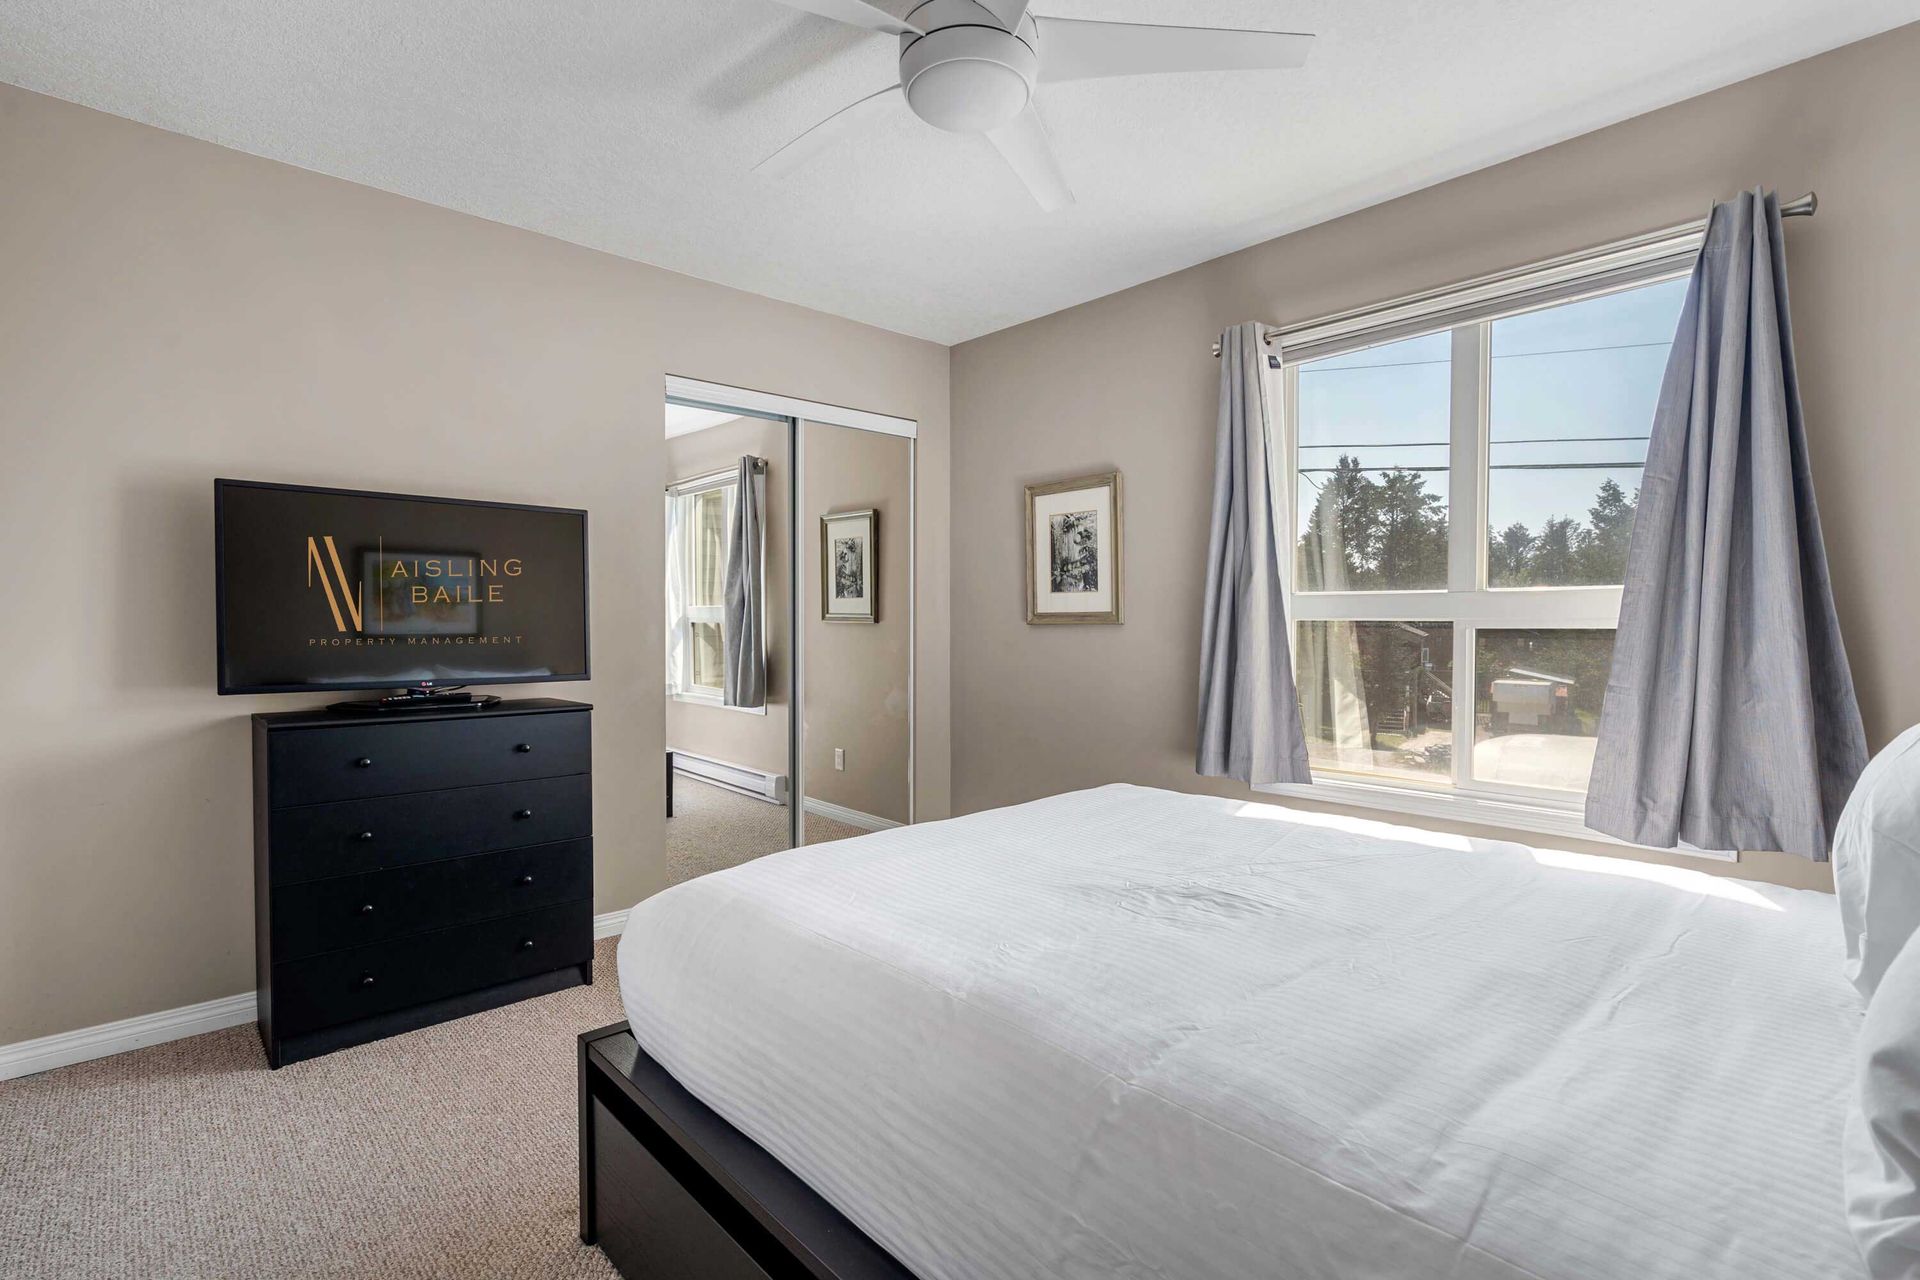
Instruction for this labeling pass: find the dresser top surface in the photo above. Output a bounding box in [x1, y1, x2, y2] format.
[252, 697, 592, 730]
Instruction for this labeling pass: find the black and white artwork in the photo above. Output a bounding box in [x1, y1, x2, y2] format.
[820, 509, 877, 623]
[1048, 511, 1099, 593]
[833, 535, 864, 599]
[1027, 473, 1122, 624]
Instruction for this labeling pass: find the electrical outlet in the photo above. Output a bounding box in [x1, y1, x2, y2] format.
[833, 748, 846, 771]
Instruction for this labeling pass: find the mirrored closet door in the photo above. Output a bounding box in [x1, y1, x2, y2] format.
[662, 394, 916, 877]
[796, 419, 913, 846]
[662, 399, 792, 884]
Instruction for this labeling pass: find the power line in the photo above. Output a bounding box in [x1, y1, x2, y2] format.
[1298, 340, 1672, 374]
[1492, 434, 1650, 445]
[1297, 465, 1452, 474]
[1297, 461, 1647, 475]
[1299, 433, 1650, 450]
[1495, 341, 1671, 360]
[1493, 461, 1646, 471]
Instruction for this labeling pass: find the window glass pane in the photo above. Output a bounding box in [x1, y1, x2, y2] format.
[1296, 620, 1453, 782]
[1294, 332, 1451, 592]
[1472, 629, 1615, 791]
[1486, 279, 1686, 587]
[690, 620, 724, 691]
[690, 487, 729, 607]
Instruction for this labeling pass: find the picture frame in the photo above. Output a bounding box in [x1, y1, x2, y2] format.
[820, 508, 877, 623]
[1025, 471, 1122, 625]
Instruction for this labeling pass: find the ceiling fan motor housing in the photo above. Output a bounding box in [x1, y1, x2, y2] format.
[899, 0, 1038, 133]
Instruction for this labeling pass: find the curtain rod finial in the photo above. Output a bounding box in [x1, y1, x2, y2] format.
[1211, 326, 1277, 359]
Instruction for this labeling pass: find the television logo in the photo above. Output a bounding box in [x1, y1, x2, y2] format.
[306, 535, 364, 633]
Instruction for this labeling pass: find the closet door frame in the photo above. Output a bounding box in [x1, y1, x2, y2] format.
[664, 377, 917, 850]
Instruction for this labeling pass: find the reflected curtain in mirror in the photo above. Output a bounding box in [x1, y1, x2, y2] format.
[663, 492, 691, 695]
[723, 455, 767, 708]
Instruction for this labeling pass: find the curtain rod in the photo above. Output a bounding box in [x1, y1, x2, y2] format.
[1211, 190, 1818, 357]
[666, 458, 766, 493]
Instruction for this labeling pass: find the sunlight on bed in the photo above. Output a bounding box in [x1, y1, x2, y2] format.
[1231, 800, 1781, 909]
[1527, 845, 1782, 909]
[1231, 800, 1477, 851]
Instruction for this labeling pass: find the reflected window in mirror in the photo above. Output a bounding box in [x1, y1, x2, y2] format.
[667, 479, 734, 702]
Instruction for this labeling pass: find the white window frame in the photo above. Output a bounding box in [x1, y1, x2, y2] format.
[1254, 239, 1732, 860]
[667, 472, 737, 709]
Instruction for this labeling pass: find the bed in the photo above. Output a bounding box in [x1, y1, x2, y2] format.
[589, 783, 1867, 1279]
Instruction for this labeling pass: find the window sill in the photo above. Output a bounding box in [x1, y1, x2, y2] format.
[1253, 775, 1736, 863]
[669, 689, 768, 716]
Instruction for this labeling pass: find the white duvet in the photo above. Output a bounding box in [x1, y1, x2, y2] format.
[619, 784, 1865, 1280]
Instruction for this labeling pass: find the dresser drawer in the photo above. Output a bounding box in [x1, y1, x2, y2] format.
[267, 709, 590, 807]
[271, 899, 593, 1036]
[271, 839, 592, 962]
[268, 774, 591, 885]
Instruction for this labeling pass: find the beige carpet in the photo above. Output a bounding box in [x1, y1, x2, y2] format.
[0, 938, 629, 1280]
[1, 799, 881, 1279]
[665, 775, 865, 885]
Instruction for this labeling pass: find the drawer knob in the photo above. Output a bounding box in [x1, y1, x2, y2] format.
[359, 903, 375, 915]
[354, 757, 373, 769]
[517, 874, 535, 886]
[360, 974, 376, 987]
[520, 938, 535, 951]
[355, 830, 375, 842]
[514, 742, 534, 753]
[513, 808, 534, 820]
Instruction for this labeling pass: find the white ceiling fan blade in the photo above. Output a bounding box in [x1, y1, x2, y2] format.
[754, 85, 903, 177]
[1035, 18, 1313, 82]
[764, 0, 922, 37]
[986, 103, 1073, 212]
[977, 0, 1032, 32]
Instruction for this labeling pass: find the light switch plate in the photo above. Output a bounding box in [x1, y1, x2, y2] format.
[833, 748, 846, 771]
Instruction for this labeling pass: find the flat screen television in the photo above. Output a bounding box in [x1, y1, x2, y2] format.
[215, 479, 589, 695]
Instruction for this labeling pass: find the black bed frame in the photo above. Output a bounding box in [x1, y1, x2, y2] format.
[578, 1022, 919, 1280]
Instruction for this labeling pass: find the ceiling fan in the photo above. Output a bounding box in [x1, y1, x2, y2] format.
[754, 0, 1314, 211]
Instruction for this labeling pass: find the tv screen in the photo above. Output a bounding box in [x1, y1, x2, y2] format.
[216, 479, 589, 694]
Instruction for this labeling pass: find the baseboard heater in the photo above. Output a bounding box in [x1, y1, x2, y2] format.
[670, 751, 788, 804]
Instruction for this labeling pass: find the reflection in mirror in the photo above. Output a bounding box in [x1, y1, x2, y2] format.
[662, 400, 793, 885]
[798, 421, 912, 846]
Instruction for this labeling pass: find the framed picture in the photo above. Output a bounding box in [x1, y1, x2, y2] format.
[1026, 472, 1122, 624]
[820, 508, 877, 623]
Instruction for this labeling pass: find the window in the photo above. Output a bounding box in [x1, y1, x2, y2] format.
[1295, 332, 1451, 592]
[1485, 282, 1684, 587]
[667, 477, 735, 701]
[1275, 269, 1689, 826]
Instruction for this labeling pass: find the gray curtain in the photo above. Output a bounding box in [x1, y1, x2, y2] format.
[722, 456, 766, 709]
[1585, 189, 1866, 859]
[1197, 322, 1311, 786]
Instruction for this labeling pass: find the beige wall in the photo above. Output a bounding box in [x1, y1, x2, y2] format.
[0, 82, 950, 1046]
[664, 415, 791, 780]
[800, 423, 914, 827]
[950, 24, 1920, 894]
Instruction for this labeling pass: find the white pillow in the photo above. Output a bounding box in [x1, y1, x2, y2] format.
[1835, 724, 1920, 1001]
[1848, 929, 1920, 1277]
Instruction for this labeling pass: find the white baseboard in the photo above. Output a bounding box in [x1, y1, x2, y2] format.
[803, 796, 901, 832]
[670, 750, 788, 804]
[0, 907, 632, 1082]
[0, 990, 259, 1083]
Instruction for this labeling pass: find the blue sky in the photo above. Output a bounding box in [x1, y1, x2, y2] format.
[1294, 277, 1687, 541]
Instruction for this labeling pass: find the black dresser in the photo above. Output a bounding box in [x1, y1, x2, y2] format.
[252, 698, 594, 1067]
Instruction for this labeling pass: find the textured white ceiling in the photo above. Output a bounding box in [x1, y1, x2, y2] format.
[665, 404, 746, 438]
[3, 1, 1914, 343]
